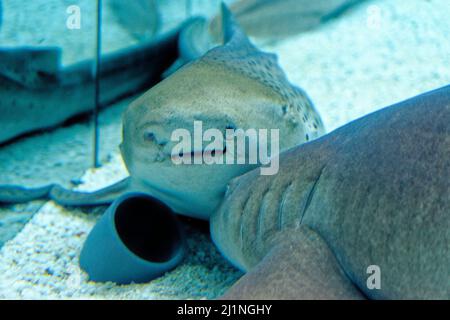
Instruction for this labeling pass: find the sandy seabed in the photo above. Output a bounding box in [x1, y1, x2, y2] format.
[0, 0, 449, 299]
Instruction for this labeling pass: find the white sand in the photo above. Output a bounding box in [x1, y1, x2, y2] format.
[1, 0, 449, 299]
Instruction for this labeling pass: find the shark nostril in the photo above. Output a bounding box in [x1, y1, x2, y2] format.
[143, 131, 156, 143]
[142, 129, 168, 147]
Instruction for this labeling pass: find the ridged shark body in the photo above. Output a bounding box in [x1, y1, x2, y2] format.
[211, 85, 450, 299]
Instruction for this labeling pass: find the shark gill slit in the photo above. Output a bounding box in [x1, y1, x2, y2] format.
[255, 187, 271, 242]
[277, 181, 294, 230]
[221, 179, 243, 229]
[239, 192, 253, 253]
[299, 166, 326, 225]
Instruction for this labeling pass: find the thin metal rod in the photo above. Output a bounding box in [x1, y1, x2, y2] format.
[93, 0, 102, 168]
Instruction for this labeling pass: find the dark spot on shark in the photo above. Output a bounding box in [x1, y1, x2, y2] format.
[144, 131, 156, 142]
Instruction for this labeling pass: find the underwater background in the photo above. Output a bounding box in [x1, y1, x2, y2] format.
[0, 0, 449, 299]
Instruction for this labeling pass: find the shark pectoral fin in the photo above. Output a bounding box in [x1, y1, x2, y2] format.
[220, 226, 365, 300]
[0, 184, 54, 203]
[50, 177, 132, 206]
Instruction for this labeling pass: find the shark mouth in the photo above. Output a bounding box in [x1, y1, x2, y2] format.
[171, 146, 227, 161]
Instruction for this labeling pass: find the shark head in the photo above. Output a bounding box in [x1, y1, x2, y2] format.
[120, 4, 324, 220]
[121, 61, 287, 219]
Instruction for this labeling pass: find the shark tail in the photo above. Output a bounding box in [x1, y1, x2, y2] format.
[0, 177, 131, 207]
[49, 177, 132, 206]
[0, 184, 55, 203]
